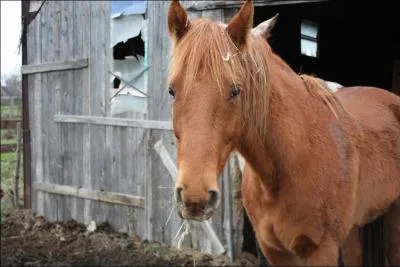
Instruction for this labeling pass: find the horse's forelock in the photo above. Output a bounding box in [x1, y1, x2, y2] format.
[169, 19, 244, 93]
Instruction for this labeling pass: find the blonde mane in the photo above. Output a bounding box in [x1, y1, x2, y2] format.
[168, 19, 271, 137]
[300, 74, 346, 118]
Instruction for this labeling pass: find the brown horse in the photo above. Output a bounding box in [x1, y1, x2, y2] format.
[167, 0, 400, 265]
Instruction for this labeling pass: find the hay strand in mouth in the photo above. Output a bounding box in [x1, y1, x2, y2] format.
[177, 220, 192, 249]
[174, 221, 186, 243]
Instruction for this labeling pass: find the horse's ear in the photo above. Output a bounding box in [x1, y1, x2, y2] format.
[168, 0, 190, 42]
[226, 0, 254, 50]
[252, 14, 279, 39]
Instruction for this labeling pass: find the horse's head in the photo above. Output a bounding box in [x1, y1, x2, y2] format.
[167, 0, 277, 221]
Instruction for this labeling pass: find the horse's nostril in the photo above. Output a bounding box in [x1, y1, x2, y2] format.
[207, 190, 219, 209]
[175, 187, 183, 203]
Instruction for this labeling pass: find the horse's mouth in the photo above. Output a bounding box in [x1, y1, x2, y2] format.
[177, 207, 214, 221]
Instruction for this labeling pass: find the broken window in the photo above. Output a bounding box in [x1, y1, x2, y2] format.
[113, 33, 145, 61]
[110, 0, 149, 116]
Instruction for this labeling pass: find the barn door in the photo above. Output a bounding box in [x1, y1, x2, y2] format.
[22, 1, 112, 223]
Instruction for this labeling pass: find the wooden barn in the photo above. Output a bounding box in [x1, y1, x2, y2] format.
[21, 0, 399, 264]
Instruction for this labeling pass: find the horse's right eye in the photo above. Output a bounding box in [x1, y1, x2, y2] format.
[229, 85, 241, 100]
[168, 86, 176, 98]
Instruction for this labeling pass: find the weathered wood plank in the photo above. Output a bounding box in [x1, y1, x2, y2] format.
[88, 1, 110, 226]
[59, 0, 72, 221]
[230, 154, 245, 258]
[21, 58, 88, 74]
[223, 160, 234, 260]
[70, 2, 86, 224]
[153, 140, 178, 178]
[58, 0, 75, 222]
[133, 126, 149, 237]
[146, 1, 178, 244]
[27, 6, 42, 212]
[54, 115, 173, 130]
[39, 0, 54, 221]
[80, 1, 92, 225]
[51, 0, 64, 222]
[34, 182, 145, 208]
[106, 123, 119, 226]
[201, 9, 224, 21]
[144, 129, 153, 241]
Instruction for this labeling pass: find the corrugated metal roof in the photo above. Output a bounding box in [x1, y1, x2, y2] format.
[111, 0, 147, 16]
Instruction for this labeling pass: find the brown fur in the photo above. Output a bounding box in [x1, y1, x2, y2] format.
[167, 1, 400, 265]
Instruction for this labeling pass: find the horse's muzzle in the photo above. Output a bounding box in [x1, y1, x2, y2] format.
[175, 188, 220, 221]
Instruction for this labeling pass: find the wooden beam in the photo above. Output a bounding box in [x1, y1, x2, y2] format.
[153, 140, 226, 255]
[54, 115, 173, 130]
[21, 58, 88, 74]
[34, 182, 145, 208]
[154, 141, 178, 178]
[187, 0, 330, 11]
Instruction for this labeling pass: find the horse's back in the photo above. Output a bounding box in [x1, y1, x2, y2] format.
[335, 86, 400, 225]
[336, 86, 400, 127]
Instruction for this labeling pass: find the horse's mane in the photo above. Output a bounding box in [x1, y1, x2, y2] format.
[169, 19, 271, 137]
[300, 74, 345, 118]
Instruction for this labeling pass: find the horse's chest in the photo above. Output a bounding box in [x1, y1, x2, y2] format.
[242, 188, 286, 250]
[247, 203, 319, 256]
[242, 170, 284, 249]
[242, 176, 320, 254]
[258, 220, 286, 251]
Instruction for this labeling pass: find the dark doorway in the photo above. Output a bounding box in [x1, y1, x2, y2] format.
[254, 0, 400, 92]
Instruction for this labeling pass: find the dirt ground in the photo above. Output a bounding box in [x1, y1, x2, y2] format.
[1, 209, 259, 266]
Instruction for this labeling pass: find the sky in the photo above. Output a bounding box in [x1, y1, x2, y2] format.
[1, 1, 22, 79]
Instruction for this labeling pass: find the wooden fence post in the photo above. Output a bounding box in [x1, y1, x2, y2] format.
[13, 121, 22, 207]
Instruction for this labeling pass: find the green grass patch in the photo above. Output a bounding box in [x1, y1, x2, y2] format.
[1, 152, 15, 161]
[1, 129, 17, 140]
[0, 105, 21, 119]
[1, 151, 24, 222]
[1, 104, 24, 222]
[1, 139, 16, 145]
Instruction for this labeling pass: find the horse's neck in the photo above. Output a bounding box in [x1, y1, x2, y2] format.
[238, 53, 314, 192]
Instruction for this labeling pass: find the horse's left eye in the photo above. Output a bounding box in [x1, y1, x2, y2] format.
[168, 86, 176, 98]
[229, 85, 241, 99]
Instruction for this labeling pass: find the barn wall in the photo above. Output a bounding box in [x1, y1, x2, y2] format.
[26, 1, 146, 236]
